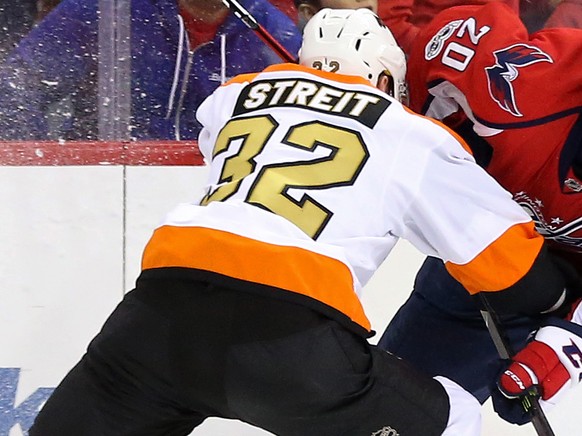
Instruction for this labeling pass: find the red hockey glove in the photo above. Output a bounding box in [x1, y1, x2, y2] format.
[498, 299, 582, 413]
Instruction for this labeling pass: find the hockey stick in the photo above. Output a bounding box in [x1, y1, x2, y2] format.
[221, 0, 296, 63]
[479, 295, 555, 436]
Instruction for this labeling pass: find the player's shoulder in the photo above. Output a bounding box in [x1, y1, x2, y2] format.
[377, 103, 474, 156]
[386, 102, 455, 134]
[427, 2, 520, 30]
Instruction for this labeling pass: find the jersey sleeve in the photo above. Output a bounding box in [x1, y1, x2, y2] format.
[407, 2, 582, 128]
[396, 117, 541, 286]
[395, 112, 571, 314]
[392, 114, 569, 315]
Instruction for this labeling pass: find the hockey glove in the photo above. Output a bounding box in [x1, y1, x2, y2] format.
[497, 298, 582, 423]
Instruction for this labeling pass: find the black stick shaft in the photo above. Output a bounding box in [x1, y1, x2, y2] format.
[480, 295, 555, 436]
[222, 0, 296, 62]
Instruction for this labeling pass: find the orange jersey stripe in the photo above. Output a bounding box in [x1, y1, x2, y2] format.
[141, 225, 371, 331]
[445, 221, 544, 295]
[265, 63, 373, 87]
[222, 64, 374, 88]
[221, 64, 372, 86]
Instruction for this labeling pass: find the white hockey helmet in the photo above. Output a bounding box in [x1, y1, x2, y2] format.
[299, 8, 408, 103]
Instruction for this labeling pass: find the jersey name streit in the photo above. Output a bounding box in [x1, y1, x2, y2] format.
[233, 78, 391, 128]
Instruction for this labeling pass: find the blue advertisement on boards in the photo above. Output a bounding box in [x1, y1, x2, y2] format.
[0, 368, 53, 436]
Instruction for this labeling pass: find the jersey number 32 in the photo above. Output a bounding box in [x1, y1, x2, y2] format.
[201, 114, 369, 239]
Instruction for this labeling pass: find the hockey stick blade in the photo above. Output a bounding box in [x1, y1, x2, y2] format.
[479, 295, 555, 436]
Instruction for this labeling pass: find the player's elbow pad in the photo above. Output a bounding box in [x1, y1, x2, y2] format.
[479, 245, 578, 316]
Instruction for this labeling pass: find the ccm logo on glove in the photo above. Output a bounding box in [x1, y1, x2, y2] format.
[502, 368, 531, 391]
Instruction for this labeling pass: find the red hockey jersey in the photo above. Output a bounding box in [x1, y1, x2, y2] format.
[406, 2, 582, 269]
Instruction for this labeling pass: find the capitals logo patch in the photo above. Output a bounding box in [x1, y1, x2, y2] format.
[485, 44, 553, 117]
[514, 191, 582, 251]
[425, 19, 463, 60]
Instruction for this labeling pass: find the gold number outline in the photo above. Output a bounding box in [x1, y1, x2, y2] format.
[201, 114, 278, 205]
[312, 60, 340, 73]
[246, 120, 369, 239]
[203, 116, 370, 239]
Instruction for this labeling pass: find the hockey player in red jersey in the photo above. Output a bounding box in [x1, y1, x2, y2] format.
[378, 0, 582, 55]
[30, 8, 576, 436]
[378, 1, 582, 426]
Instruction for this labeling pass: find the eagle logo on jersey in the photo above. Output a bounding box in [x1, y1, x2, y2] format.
[485, 44, 553, 117]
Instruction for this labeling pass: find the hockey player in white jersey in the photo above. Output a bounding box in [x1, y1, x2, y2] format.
[31, 9, 574, 436]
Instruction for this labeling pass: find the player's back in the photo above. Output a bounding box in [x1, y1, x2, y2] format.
[197, 64, 413, 243]
[192, 63, 531, 287]
[141, 61, 542, 334]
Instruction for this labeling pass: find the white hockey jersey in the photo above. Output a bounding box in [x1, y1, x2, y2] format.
[142, 63, 543, 332]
